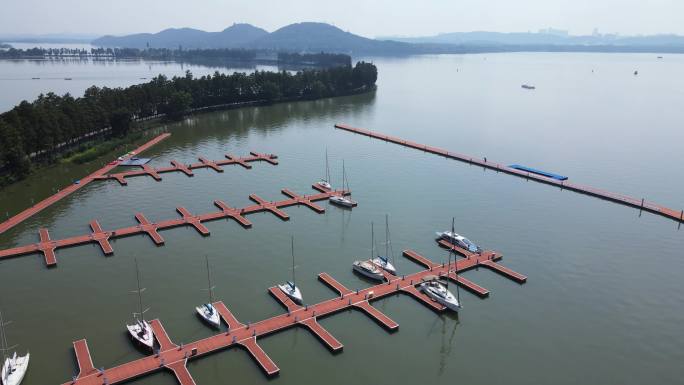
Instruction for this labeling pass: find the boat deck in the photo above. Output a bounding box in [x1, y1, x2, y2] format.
[61, 245, 525, 385]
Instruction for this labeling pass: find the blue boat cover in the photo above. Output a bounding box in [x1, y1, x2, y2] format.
[509, 164, 568, 181]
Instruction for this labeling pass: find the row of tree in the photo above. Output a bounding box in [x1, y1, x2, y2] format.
[0, 61, 377, 185]
[0, 47, 351, 66]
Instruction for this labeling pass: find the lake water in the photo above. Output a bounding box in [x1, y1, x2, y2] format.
[0, 53, 683, 385]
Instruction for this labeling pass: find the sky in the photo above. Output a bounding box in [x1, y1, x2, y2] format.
[1, 0, 683, 38]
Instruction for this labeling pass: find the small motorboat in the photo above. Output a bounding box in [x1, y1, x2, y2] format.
[1, 352, 30, 385]
[126, 319, 154, 350]
[196, 256, 221, 329]
[195, 303, 220, 329]
[419, 277, 461, 311]
[436, 224, 482, 254]
[521, 84, 536, 90]
[278, 237, 303, 304]
[352, 260, 385, 282]
[371, 215, 398, 275]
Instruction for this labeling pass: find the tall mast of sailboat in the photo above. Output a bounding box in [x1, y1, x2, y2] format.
[135, 258, 145, 323]
[325, 147, 330, 183]
[0, 309, 8, 367]
[291, 236, 296, 286]
[451, 217, 460, 302]
[370, 222, 374, 260]
[386, 214, 396, 268]
[205, 255, 214, 304]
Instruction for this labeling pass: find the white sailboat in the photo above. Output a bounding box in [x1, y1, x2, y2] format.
[278, 236, 303, 304]
[372, 214, 398, 275]
[315, 147, 333, 190]
[0, 311, 29, 385]
[196, 256, 221, 329]
[329, 160, 357, 208]
[126, 259, 155, 350]
[352, 223, 386, 282]
[435, 218, 482, 253]
[420, 218, 461, 311]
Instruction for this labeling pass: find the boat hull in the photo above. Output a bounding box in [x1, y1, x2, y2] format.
[196, 304, 221, 329]
[420, 283, 461, 311]
[372, 257, 397, 275]
[352, 261, 385, 282]
[278, 283, 303, 304]
[329, 196, 357, 208]
[1, 352, 29, 385]
[126, 320, 155, 350]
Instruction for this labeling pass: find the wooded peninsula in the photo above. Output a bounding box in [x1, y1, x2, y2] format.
[0, 61, 377, 186]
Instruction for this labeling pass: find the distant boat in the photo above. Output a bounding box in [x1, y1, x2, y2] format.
[329, 160, 357, 208]
[0, 310, 29, 385]
[521, 84, 536, 90]
[315, 147, 332, 191]
[126, 259, 155, 351]
[30, 77, 40, 80]
[277, 236, 303, 304]
[64, 78, 72, 80]
[634, 70, 638, 76]
[372, 214, 397, 275]
[657, 56, 663, 59]
[195, 256, 220, 329]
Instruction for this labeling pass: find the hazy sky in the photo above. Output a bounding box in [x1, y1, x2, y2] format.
[1, 0, 682, 37]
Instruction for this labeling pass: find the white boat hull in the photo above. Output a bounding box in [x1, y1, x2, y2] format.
[352, 261, 385, 282]
[196, 304, 221, 329]
[372, 257, 397, 275]
[316, 181, 332, 190]
[329, 195, 356, 208]
[1, 352, 29, 385]
[420, 282, 461, 311]
[126, 320, 155, 350]
[278, 283, 303, 304]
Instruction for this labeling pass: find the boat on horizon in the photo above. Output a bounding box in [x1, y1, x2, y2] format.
[0, 310, 29, 385]
[521, 84, 536, 90]
[195, 256, 220, 329]
[126, 259, 155, 351]
[277, 236, 303, 304]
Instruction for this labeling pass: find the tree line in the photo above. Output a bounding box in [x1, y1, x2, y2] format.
[0, 61, 377, 185]
[0, 47, 352, 66]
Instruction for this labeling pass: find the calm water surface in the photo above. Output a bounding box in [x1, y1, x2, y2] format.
[0, 53, 683, 385]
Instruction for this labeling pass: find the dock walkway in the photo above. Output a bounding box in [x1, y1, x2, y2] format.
[61, 245, 525, 385]
[335, 123, 683, 224]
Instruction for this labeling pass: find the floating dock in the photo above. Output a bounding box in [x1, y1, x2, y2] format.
[0, 133, 171, 235]
[0, 185, 348, 267]
[335, 123, 684, 223]
[61, 245, 525, 385]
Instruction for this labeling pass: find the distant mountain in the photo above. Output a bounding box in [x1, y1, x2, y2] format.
[383, 31, 684, 47]
[248, 22, 412, 54]
[93, 23, 268, 49]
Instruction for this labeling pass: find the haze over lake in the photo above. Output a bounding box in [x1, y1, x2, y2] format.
[0, 52, 682, 385]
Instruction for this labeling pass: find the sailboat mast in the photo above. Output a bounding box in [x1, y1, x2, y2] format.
[385, 215, 389, 257]
[206, 255, 213, 304]
[135, 259, 144, 322]
[451, 217, 460, 302]
[0, 310, 8, 364]
[325, 147, 330, 183]
[291, 236, 296, 285]
[370, 222, 374, 259]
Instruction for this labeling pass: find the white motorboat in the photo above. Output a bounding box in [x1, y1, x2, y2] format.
[436, 221, 482, 253]
[329, 159, 357, 208]
[419, 278, 461, 311]
[352, 260, 385, 281]
[372, 214, 398, 275]
[196, 256, 221, 329]
[0, 311, 29, 385]
[278, 237, 304, 304]
[315, 147, 333, 190]
[127, 259, 155, 350]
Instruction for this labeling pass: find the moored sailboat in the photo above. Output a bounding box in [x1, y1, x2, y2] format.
[126, 259, 155, 350]
[372, 214, 398, 275]
[329, 160, 357, 208]
[278, 236, 303, 304]
[315, 147, 333, 191]
[195, 256, 221, 329]
[352, 223, 386, 282]
[0, 310, 29, 385]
